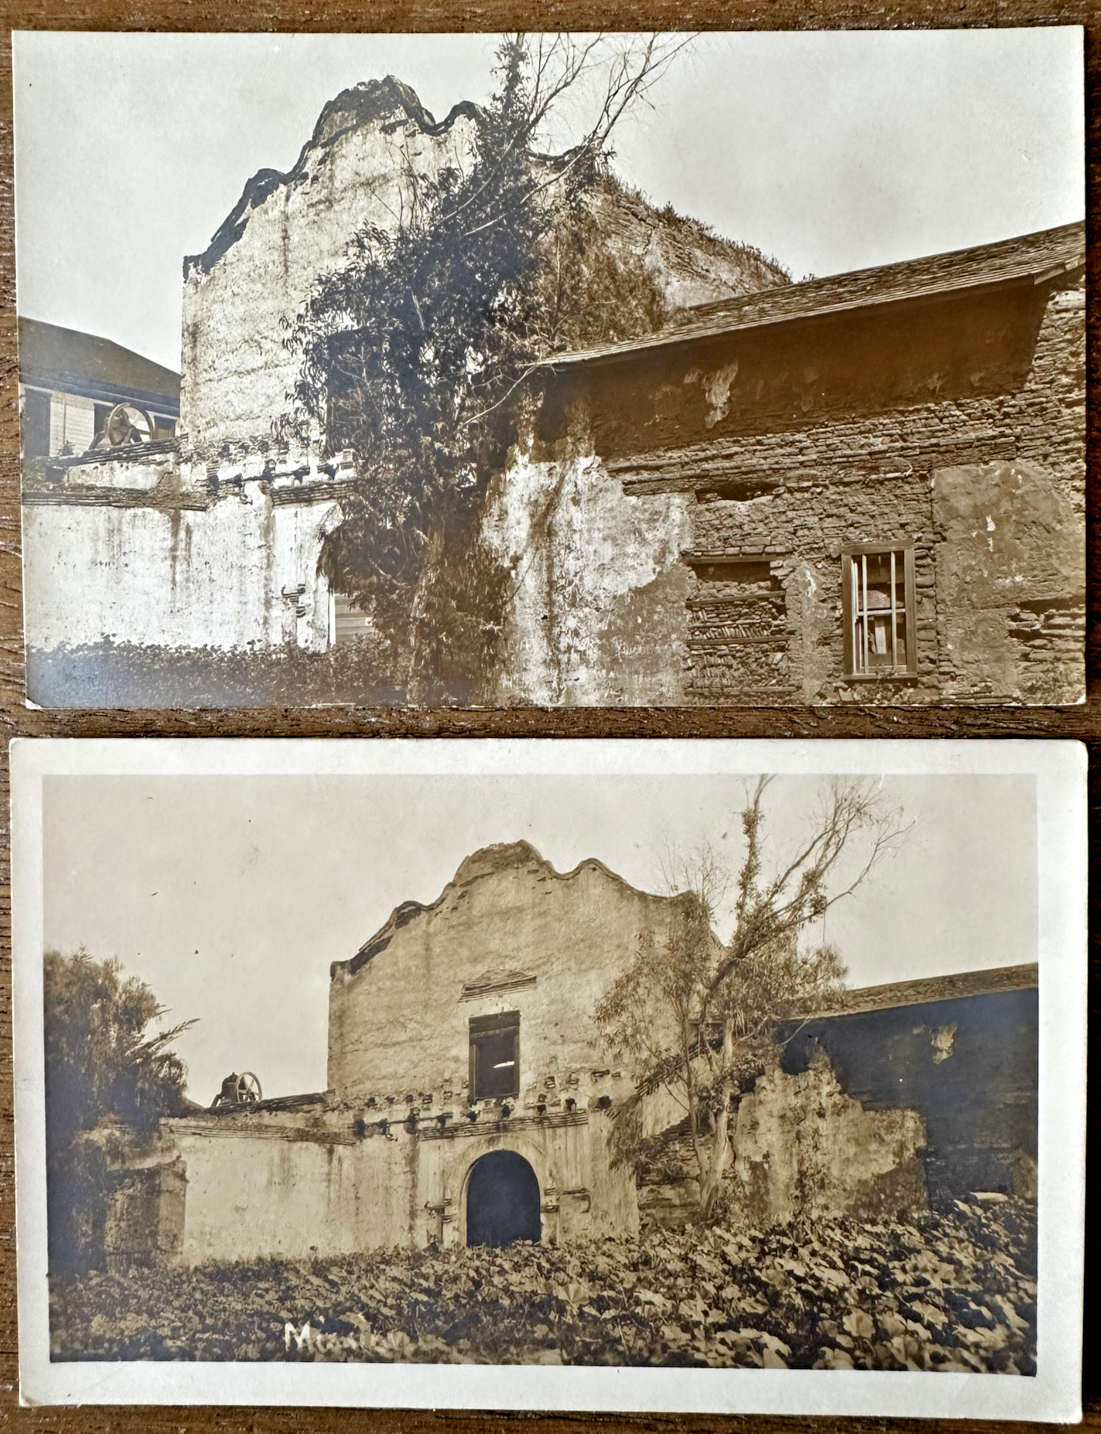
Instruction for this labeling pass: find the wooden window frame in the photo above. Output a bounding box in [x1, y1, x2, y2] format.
[841, 543, 917, 678]
[469, 1010, 520, 1100]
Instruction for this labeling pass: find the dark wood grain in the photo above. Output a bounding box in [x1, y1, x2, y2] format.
[0, 3, 1097, 1429]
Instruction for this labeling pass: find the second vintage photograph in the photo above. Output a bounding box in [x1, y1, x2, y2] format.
[9, 740, 1086, 1417]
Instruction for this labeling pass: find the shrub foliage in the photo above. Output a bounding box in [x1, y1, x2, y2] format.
[44, 950, 194, 1273]
[51, 1200, 1036, 1373]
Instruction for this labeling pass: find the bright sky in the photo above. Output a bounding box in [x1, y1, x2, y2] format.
[12, 28, 1084, 373]
[42, 772, 1036, 1104]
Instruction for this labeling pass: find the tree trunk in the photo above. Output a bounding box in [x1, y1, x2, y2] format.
[698, 1016, 736, 1220]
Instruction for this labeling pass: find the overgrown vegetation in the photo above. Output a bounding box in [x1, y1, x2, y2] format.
[597, 779, 910, 1219]
[281, 34, 693, 701]
[45, 950, 194, 1273]
[50, 1200, 1037, 1372]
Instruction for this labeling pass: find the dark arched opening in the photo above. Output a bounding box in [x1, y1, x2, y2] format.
[466, 1150, 541, 1247]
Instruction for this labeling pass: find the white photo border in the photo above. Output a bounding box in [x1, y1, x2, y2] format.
[10, 737, 1087, 1418]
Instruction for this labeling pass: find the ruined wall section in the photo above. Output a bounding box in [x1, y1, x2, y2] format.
[546, 271, 1083, 705]
[328, 841, 678, 1112]
[730, 1051, 929, 1225]
[636, 981, 1037, 1228]
[481, 441, 693, 705]
[587, 182, 789, 311]
[685, 473, 938, 702]
[782, 987, 1039, 1204]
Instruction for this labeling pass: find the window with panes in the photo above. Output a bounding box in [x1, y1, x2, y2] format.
[842, 545, 917, 676]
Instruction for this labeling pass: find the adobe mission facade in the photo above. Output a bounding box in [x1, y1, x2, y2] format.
[97, 842, 1039, 1269]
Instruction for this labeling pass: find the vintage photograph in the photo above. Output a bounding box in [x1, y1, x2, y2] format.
[10, 740, 1086, 1415]
[12, 29, 1085, 709]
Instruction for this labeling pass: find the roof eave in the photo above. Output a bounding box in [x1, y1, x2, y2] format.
[547, 249, 1084, 373]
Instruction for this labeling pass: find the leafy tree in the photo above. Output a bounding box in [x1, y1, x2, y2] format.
[44, 949, 195, 1272]
[596, 779, 910, 1221]
[282, 33, 693, 701]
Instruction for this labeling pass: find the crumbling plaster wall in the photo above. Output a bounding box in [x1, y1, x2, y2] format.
[23, 451, 353, 654]
[517, 272, 1084, 706]
[730, 1051, 929, 1225]
[328, 841, 677, 1111]
[635, 983, 1038, 1228]
[782, 987, 1039, 1202]
[481, 439, 693, 705]
[688, 471, 939, 703]
[585, 184, 788, 311]
[933, 459, 1084, 702]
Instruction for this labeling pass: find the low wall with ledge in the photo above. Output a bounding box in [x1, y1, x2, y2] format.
[23, 445, 356, 656]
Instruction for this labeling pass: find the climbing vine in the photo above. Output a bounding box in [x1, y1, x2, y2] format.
[281, 34, 688, 702]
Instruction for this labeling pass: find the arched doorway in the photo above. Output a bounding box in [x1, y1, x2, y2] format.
[466, 1150, 541, 1247]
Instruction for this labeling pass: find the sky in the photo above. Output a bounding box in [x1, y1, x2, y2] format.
[12, 28, 1085, 373]
[41, 772, 1036, 1104]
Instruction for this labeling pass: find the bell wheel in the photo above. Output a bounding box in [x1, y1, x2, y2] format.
[238, 1072, 262, 1104]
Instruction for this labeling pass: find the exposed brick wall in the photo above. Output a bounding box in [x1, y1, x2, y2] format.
[544, 266, 1084, 705]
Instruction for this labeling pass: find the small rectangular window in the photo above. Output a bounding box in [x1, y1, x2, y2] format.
[469, 1011, 520, 1099]
[842, 546, 917, 676]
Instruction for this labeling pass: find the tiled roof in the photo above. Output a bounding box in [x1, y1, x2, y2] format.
[813, 963, 1039, 1021]
[548, 222, 1084, 369]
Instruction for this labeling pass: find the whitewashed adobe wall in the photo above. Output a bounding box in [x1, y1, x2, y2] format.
[161, 1109, 634, 1264]
[180, 79, 482, 455]
[22, 448, 354, 653]
[481, 441, 694, 705]
[327, 841, 680, 1105]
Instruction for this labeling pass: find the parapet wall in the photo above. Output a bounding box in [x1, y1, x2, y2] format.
[328, 842, 680, 1101]
[105, 1101, 634, 1265]
[180, 80, 482, 455]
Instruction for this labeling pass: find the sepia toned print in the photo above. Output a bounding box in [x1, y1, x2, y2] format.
[10, 740, 1087, 1415]
[13, 30, 1085, 708]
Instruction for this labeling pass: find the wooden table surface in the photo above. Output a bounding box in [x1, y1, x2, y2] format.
[0, 3, 1096, 1429]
